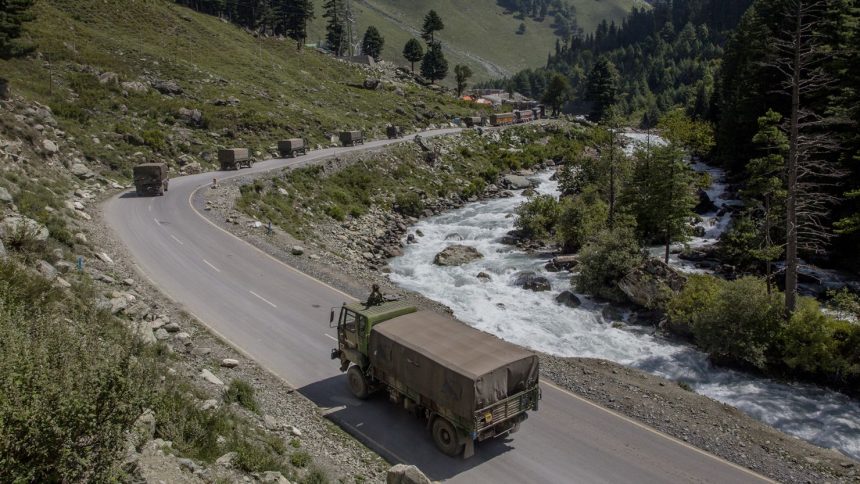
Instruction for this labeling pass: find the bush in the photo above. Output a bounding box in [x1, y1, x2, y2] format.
[514, 194, 560, 240]
[235, 438, 287, 474]
[574, 225, 644, 301]
[671, 276, 783, 370]
[141, 129, 165, 150]
[290, 450, 312, 468]
[224, 379, 258, 413]
[780, 297, 860, 383]
[301, 467, 330, 484]
[556, 186, 608, 252]
[0, 262, 153, 482]
[394, 192, 424, 218]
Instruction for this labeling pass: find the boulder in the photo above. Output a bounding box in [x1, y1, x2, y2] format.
[444, 233, 463, 241]
[216, 452, 237, 468]
[617, 258, 687, 309]
[200, 369, 224, 386]
[555, 290, 582, 308]
[0, 239, 6, 260]
[363, 78, 382, 90]
[42, 139, 59, 154]
[121, 81, 148, 94]
[694, 189, 718, 214]
[513, 271, 551, 292]
[129, 409, 156, 450]
[433, 245, 483, 266]
[97, 72, 119, 85]
[1, 216, 49, 241]
[291, 246, 304, 256]
[153, 79, 182, 95]
[502, 174, 532, 190]
[386, 464, 432, 484]
[476, 272, 492, 282]
[70, 163, 95, 179]
[178, 107, 203, 126]
[0, 187, 12, 204]
[37, 260, 57, 280]
[220, 358, 239, 368]
[259, 471, 290, 484]
[545, 255, 578, 272]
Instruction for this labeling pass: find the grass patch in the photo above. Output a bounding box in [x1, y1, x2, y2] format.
[224, 379, 259, 413]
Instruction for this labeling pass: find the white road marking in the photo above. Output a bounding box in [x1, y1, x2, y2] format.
[202, 259, 221, 272]
[249, 290, 277, 308]
[169, 234, 184, 245]
[148, 204, 152, 212]
[324, 333, 337, 342]
[153, 217, 159, 224]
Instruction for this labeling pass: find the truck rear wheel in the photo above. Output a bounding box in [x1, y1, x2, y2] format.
[431, 417, 464, 457]
[347, 366, 369, 399]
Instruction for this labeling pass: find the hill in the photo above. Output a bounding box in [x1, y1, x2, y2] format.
[310, 0, 642, 81]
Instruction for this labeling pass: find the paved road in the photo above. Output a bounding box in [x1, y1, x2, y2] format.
[105, 129, 769, 483]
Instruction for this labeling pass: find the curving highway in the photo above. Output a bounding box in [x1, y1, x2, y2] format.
[105, 129, 769, 483]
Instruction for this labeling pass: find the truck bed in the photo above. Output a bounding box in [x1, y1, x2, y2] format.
[368, 310, 539, 420]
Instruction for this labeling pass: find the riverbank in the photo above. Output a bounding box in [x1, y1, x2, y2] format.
[203, 134, 860, 482]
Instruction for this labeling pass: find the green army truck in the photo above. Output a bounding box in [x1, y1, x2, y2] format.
[330, 301, 540, 458]
[218, 148, 252, 170]
[133, 163, 169, 196]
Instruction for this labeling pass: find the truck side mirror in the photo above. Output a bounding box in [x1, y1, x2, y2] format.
[329, 308, 336, 328]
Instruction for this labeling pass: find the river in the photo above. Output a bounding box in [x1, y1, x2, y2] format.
[388, 134, 860, 460]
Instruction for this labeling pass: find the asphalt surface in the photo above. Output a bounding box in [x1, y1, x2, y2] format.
[105, 129, 770, 483]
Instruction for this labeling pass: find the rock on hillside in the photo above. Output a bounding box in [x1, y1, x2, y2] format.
[617, 258, 687, 309]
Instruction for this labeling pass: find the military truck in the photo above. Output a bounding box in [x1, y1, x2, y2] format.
[133, 163, 169, 196]
[386, 126, 402, 139]
[219, 148, 252, 170]
[464, 116, 483, 127]
[330, 301, 540, 458]
[278, 139, 306, 158]
[340, 130, 364, 147]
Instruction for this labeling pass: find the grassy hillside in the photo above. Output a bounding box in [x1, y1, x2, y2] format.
[0, 0, 474, 181]
[307, 0, 642, 82]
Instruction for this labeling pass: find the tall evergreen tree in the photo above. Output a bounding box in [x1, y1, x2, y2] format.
[585, 57, 620, 121]
[542, 73, 571, 116]
[323, 0, 348, 56]
[402, 38, 424, 73]
[282, 0, 314, 50]
[361, 26, 384, 61]
[420, 42, 448, 84]
[421, 10, 444, 43]
[454, 64, 473, 97]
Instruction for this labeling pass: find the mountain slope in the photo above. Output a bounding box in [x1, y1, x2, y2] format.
[307, 0, 642, 81]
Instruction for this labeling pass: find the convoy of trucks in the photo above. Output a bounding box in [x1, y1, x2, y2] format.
[133, 163, 169, 196]
[330, 300, 540, 458]
[218, 148, 253, 170]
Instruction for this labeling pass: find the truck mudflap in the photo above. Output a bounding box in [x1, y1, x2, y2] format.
[472, 386, 540, 437]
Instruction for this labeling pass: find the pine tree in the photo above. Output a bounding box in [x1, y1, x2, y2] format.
[541, 74, 570, 116]
[420, 42, 448, 84]
[282, 0, 314, 50]
[361, 26, 384, 61]
[421, 10, 444, 43]
[454, 64, 473, 97]
[323, 0, 348, 56]
[585, 57, 620, 121]
[402, 38, 424, 73]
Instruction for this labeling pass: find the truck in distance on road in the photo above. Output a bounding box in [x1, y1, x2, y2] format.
[339, 130, 364, 147]
[330, 300, 540, 458]
[133, 163, 169, 196]
[218, 148, 252, 170]
[278, 139, 306, 158]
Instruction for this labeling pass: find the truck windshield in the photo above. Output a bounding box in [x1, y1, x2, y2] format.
[342, 310, 357, 332]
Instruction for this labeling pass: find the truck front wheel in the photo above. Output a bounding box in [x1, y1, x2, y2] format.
[347, 366, 369, 399]
[431, 417, 464, 457]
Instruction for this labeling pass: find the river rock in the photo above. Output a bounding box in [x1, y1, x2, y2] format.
[545, 255, 578, 272]
[502, 174, 532, 190]
[476, 272, 492, 282]
[555, 290, 582, 308]
[444, 233, 464, 241]
[694, 189, 718, 214]
[1, 216, 49, 241]
[433, 245, 483, 266]
[387, 464, 432, 484]
[617, 258, 687, 309]
[513, 271, 551, 292]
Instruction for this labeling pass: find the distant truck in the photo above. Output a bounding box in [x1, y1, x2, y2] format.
[278, 139, 307, 158]
[218, 148, 252, 170]
[386, 126, 403, 139]
[464, 116, 483, 127]
[340, 130, 364, 147]
[133, 163, 169, 196]
[489, 112, 515, 126]
[330, 301, 540, 458]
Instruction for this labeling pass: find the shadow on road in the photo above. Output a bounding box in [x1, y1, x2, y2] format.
[299, 375, 516, 481]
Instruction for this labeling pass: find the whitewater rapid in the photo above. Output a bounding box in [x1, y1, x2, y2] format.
[388, 161, 860, 460]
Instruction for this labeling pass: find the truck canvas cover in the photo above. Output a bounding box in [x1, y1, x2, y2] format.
[369, 311, 539, 420]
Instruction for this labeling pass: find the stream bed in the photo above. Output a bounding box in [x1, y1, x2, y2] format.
[388, 143, 860, 460]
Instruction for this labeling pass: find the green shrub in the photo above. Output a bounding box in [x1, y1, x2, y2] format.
[141, 129, 165, 150]
[556, 186, 608, 252]
[674, 276, 783, 370]
[300, 467, 330, 484]
[826, 289, 860, 322]
[325, 204, 346, 221]
[289, 450, 312, 468]
[235, 438, 287, 473]
[574, 225, 644, 302]
[224, 379, 258, 413]
[514, 194, 561, 240]
[462, 177, 486, 199]
[394, 192, 424, 218]
[0, 262, 153, 482]
[780, 298, 860, 382]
